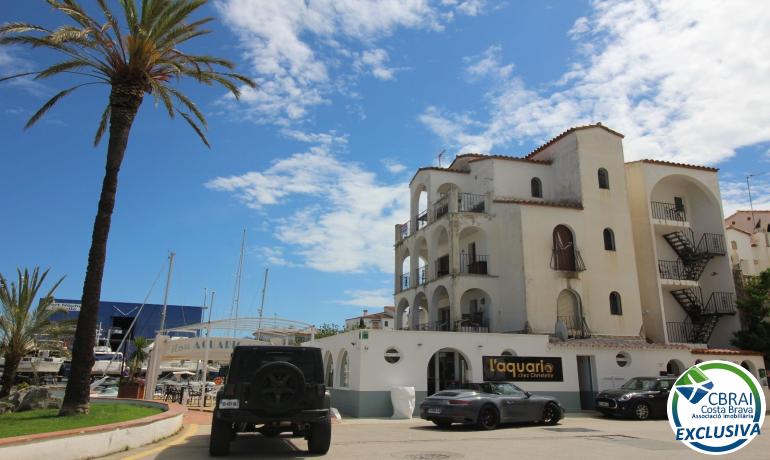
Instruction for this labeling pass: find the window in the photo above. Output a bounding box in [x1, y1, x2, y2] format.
[598, 168, 609, 189]
[325, 355, 334, 387]
[615, 351, 630, 367]
[339, 350, 350, 387]
[384, 321, 388, 327]
[610, 291, 622, 315]
[531, 177, 542, 198]
[674, 197, 684, 212]
[603, 228, 616, 251]
[731, 241, 738, 250]
[658, 380, 672, 390]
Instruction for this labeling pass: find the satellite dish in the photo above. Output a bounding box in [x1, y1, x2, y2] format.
[554, 320, 568, 341]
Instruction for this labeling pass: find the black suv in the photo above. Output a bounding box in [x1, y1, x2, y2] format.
[209, 346, 331, 456]
[595, 376, 675, 420]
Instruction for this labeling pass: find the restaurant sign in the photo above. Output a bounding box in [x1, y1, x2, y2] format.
[482, 356, 563, 382]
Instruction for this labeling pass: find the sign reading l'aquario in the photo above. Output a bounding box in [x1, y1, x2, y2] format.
[482, 356, 563, 382]
[668, 360, 765, 455]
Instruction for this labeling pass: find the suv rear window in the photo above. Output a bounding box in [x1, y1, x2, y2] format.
[229, 348, 323, 383]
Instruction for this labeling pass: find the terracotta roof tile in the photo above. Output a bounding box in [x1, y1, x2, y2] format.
[690, 348, 763, 356]
[549, 336, 691, 350]
[627, 159, 719, 172]
[524, 123, 624, 159]
[409, 166, 469, 185]
[448, 153, 552, 169]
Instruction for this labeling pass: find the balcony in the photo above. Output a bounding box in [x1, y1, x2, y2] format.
[557, 315, 591, 339]
[651, 201, 687, 222]
[666, 320, 695, 343]
[399, 273, 409, 292]
[550, 248, 586, 272]
[460, 254, 489, 275]
[399, 321, 489, 333]
[433, 195, 449, 221]
[417, 266, 427, 285]
[658, 260, 698, 281]
[458, 193, 485, 213]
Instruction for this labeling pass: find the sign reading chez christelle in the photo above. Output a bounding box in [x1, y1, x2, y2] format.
[483, 356, 563, 382]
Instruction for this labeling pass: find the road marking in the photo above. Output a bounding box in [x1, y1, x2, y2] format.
[121, 423, 198, 460]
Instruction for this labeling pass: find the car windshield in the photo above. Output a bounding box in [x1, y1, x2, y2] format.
[621, 378, 658, 391]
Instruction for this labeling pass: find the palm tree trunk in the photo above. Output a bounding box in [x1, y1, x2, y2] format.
[59, 85, 144, 415]
[0, 353, 22, 399]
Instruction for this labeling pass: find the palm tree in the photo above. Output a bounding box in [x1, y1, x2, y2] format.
[0, 1, 254, 415]
[0, 268, 70, 398]
[127, 336, 149, 381]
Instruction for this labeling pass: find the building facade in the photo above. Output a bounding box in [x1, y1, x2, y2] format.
[312, 124, 768, 417]
[725, 210, 770, 276]
[344, 307, 395, 331]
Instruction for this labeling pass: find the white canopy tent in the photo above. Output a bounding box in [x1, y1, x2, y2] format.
[143, 317, 316, 401]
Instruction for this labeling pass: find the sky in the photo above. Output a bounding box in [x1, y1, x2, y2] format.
[1, 0, 770, 329]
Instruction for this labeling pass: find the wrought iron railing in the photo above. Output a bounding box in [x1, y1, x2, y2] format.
[417, 266, 427, 285]
[703, 291, 736, 315]
[658, 260, 698, 281]
[459, 193, 485, 213]
[651, 201, 687, 222]
[550, 248, 587, 272]
[399, 220, 410, 239]
[415, 209, 429, 231]
[433, 195, 449, 220]
[557, 315, 591, 339]
[667, 321, 694, 343]
[461, 254, 488, 274]
[435, 255, 450, 278]
[399, 273, 410, 292]
[697, 233, 726, 256]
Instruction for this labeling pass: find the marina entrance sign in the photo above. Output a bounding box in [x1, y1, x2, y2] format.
[483, 356, 564, 382]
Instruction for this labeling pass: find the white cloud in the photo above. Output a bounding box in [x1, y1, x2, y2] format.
[382, 159, 408, 174]
[441, 0, 487, 16]
[0, 48, 49, 96]
[720, 175, 770, 217]
[217, 0, 486, 124]
[420, 0, 770, 165]
[206, 139, 409, 273]
[335, 288, 393, 307]
[255, 246, 298, 267]
[465, 45, 513, 80]
[354, 48, 397, 80]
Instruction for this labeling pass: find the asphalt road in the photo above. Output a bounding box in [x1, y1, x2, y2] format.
[101, 413, 770, 460]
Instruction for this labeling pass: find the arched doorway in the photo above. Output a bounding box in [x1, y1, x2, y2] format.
[396, 299, 410, 330]
[413, 292, 429, 330]
[666, 359, 684, 376]
[552, 225, 576, 271]
[431, 285, 451, 331]
[324, 351, 334, 387]
[427, 348, 471, 395]
[557, 289, 583, 337]
[459, 288, 491, 332]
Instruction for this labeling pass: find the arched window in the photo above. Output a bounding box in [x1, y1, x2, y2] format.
[598, 168, 610, 189]
[552, 225, 576, 271]
[603, 228, 616, 251]
[339, 350, 350, 388]
[325, 354, 334, 387]
[610, 291, 622, 315]
[531, 177, 542, 198]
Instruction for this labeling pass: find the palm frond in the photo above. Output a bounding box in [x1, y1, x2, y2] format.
[93, 103, 111, 146]
[178, 109, 210, 148]
[166, 86, 206, 127]
[35, 59, 91, 79]
[149, 78, 174, 118]
[0, 22, 51, 35]
[25, 82, 98, 129]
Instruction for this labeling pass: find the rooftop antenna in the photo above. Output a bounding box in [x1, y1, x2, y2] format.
[230, 229, 246, 336]
[256, 268, 269, 341]
[437, 149, 446, 168]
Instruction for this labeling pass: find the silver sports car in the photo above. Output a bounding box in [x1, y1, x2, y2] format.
[419, 382, 564, 429]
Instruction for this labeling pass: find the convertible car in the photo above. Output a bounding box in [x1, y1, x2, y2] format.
[419, 382, 564, 429]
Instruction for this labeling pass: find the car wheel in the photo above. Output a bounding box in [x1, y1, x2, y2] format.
[262, 425, 282, 438]
[307, 417, 332, 454]
[477, 405, 500, 430]
[542, 403, 560, 425]
[209, 416, 232, 457]
[432, 420, 452, 428]
[633, 401, 651, 420]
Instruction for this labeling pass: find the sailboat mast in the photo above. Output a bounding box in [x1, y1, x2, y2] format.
[256, 268, 269, 341]
[159, 252, 176, 332]
[230, 229, 246, 336]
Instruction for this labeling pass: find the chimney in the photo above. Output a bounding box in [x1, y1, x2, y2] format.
[363, 309, 368, 317]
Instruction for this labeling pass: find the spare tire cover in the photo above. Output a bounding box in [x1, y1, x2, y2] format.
[251, 361, 306, 413]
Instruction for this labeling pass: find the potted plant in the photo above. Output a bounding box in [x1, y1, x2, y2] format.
[117, 337, 149, 399]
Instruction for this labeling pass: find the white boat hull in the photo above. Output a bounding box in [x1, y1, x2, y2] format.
[92, 360, 124, 375]
[17, 358, 63, 374]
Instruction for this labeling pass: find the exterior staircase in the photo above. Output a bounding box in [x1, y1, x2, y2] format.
[668, 287, 736, 343]
[662, 229, 725, 280]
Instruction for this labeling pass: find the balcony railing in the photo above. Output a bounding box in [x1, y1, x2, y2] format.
[459, 193, 485, 213]
[703, 291, 736, 315]
[461, 254, 489, 274]
[557, 315, 591, 339]
[550, 248, 586, 272]
[415, 209, 429, 231]
[398, 321, 489, 333]
[417, 266, 427, 285]
[651, 201, 687, 222]
[433, 195, 449, 220]
[697, 233, 726, 256]
[399, 220, 410, 239]
[399, 273, 409, 292]
[658, 259, 698, 281]
[435, 255, 450, 279]
[667, 321, 694, 343]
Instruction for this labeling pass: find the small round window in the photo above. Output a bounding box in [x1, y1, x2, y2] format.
[384, 347, 401, 364]
[616, 351, 631, 368]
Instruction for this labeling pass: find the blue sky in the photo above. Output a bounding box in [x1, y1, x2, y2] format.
[2, 0, 769, 328]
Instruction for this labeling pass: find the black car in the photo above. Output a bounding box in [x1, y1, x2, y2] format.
[595, 376, 674, 420]
[420, 382, 564, 429]
[209, 346, 331, 456]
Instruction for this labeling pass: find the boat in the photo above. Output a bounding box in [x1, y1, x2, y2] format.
[91, 326, 124, 376]
[17, 346, 65, 375]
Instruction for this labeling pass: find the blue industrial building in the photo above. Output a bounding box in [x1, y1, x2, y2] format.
[49, 298, 203, 352]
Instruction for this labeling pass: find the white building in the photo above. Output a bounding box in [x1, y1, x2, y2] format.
[311, 124, 769, 417]
[344, 307, 395, 331]
[724, 210, 770, 276]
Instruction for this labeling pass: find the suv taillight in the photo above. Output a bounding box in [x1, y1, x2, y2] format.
[224, 384, 236, 397]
